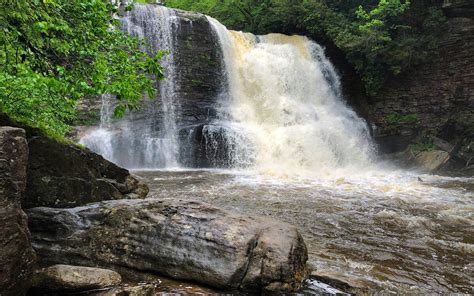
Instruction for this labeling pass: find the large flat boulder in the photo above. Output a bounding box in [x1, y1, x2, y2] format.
[27, 198, 308, 293]
[0, 127, 36, 296]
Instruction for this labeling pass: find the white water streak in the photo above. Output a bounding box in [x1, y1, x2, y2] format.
[80, 5, 180, 169]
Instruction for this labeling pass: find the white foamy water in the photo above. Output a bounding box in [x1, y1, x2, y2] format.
[207, 17, 375, 176]
[137, 169, 473, 294]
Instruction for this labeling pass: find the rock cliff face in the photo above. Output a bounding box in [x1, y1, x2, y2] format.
[0, 127, 36, 296]
[74, 6, 224, 168]
[0, 114, 149, 209]
[171, 9, 225, 167]
[25, 136, 149, 208]
[368, 4, 474, 153]
[173, 9, 223, 129]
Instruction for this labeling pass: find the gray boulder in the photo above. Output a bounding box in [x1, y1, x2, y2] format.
[414, 150, 451, 173]
[0, 113, 148, 209]
[0, 127, 36, 296]
[31, 264, 121, 292]
[25, 135, 148, 208]
[27, 198, 308, 293]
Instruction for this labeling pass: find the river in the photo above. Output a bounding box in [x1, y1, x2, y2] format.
[136, 168, 473, 294]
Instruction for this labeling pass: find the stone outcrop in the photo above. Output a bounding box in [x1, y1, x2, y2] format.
[25, 135, 148, 208]
[0, 127, 36, 296]
[368, 6, 474, 154]
[414, 150, 451, 173]
[173, 9, 223, 128]
[172, 9, 227, 167]
[0, 114, 148, 208]
[442, 0, 474, 18]
[27, 198, 308, 293]
[30, 265, 122, 292]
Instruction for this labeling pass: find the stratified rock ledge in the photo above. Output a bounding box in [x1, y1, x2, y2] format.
[27, 198, 308, 293]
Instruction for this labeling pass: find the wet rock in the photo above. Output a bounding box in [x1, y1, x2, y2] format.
[310, 270, 372, 295]
[0, 127, 36, 296]
[414, 150, 451, 173]
[99, 284, 157, 296]
[24, 135, 149, 208]
[370, 15, 474, 157]
[0, 113, 149, 208]
[173, 8, 223, 129]
[27, 198, 308, 293]
[74, 7, 225, 169]
[443, 0, 474, 18]
[31, 264, 122, 291]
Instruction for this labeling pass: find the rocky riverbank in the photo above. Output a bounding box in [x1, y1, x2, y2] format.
[0, 116, 309, 295]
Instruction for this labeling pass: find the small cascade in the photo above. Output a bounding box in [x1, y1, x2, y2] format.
[80, 4, 180, 169]
[207, 18, 375, 175]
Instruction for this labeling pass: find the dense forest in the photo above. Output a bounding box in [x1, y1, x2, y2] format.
[167, 0, 446, 96]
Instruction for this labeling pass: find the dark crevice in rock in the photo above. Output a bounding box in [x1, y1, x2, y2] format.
[238, 233, 261, 290]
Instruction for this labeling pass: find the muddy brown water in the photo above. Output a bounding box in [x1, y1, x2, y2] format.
[134, 169, 473, 295]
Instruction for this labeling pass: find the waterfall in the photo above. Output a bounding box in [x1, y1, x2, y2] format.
[207, 17, 375, 175]
[80, 6, 374, 174]
[80, 4, 180, 169]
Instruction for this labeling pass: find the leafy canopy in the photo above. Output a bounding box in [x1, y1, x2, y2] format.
[0, 0, 164, 138]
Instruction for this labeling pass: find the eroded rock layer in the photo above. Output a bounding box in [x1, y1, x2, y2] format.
[371, 9, 474, 153]
[0, 127, 36, 296]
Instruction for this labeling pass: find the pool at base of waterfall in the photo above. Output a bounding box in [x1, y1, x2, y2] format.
[134, 169, 473, 294]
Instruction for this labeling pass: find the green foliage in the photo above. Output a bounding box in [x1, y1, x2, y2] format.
[167, 0, 446, 96]
[0, 0, 164, 138]
[73, 109, 101, 126]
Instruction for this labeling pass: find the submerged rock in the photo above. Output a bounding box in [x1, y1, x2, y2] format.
[31, 264, 121, 292]
[0, 127, 36, 296]
[310, 270, 372, 295]
[27, 198, 308, 293]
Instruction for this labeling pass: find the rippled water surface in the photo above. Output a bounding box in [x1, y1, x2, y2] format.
[136, 169, 474, 294]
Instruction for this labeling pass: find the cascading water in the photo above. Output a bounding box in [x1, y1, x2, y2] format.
[81, 6, 374, 174]
[80, 4, 180, 169]
[207, 18, 375, 175]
